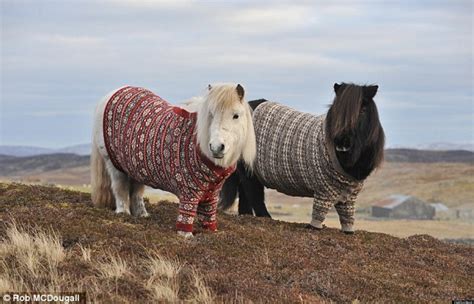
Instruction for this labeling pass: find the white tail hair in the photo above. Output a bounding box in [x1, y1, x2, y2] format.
[91, 142, 114, 209]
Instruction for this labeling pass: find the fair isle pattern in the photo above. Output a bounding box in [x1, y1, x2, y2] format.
[103, 86, 235, 233]
[252, 102, 363, 226]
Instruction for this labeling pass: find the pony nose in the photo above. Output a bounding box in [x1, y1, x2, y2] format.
[209, 143, 225, 153]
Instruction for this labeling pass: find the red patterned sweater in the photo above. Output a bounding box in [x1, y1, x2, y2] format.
[103, 86, 235, 232]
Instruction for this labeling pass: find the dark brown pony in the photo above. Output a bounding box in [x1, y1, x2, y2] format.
[219, 83, 385, 219]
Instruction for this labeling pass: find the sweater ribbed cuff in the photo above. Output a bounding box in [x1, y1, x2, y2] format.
[176, 223, 193, 233]
[201, 221, 217, 231]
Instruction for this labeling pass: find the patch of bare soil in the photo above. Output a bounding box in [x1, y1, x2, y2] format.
[0, 183, 472, 303]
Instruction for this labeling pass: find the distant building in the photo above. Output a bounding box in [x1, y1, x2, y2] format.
[430, 203, 449, 212]
[371, 195, 435, 219]
[430, 202, 450, 219]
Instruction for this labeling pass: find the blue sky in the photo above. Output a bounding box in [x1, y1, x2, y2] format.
[1, 0, 472, 148]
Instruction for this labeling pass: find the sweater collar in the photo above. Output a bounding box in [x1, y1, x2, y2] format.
[197, 146, 236, 178]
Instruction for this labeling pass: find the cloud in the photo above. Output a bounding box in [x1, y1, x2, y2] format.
[223, 5, 317, 34]
[33, 34, 104, 47]
[1, 0, 472, 147]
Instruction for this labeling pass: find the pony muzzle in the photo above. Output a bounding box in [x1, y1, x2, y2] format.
[209, 143, 225, 159]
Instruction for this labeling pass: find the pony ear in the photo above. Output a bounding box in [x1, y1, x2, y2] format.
[364, 85, 378, 99]
[236, 84, 245, 101]
[208, 84, 212, 91]
[241, 103, 256, 170]
[334, 83, 343, 94]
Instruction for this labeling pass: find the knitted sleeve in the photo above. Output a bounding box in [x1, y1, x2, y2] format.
[334, 183, 363, 227]
[311, 192, 334, 228]
[196, 191, 219, 231]
[176, 199, 200, 232]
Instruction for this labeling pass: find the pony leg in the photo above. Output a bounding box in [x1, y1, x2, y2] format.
[240, 174, 270, 218]
[334, 201, 355, 234]
[106, 163, 131, 215]
[129, 179, 149, 217]
[237, 184, 254, 215]
[310, 197, 332, 229]
[197, 199, 218, 231]
[176, 200, 198, 237]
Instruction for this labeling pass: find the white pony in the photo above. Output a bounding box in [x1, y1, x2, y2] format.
[91, 84, 256, 237]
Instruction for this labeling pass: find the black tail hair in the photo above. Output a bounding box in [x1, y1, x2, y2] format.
[219, 170, 240, 210]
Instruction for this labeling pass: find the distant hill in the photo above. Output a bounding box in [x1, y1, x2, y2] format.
[56, 143, 91, 155]
[0, 144, 91, 157]
[0, 146, 55, 157]
[0, 148, 472, 183]
[389, 142, 474, 151]
[0, 153, 90, 176]
[385, 149, 474, 163]
[418, 142, 474, 151]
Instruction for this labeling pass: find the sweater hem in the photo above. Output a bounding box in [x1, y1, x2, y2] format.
[176, 223, 194, 233]
[201, 221, 217, 231]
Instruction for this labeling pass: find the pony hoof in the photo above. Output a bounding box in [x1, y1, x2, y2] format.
[309, 219, 325, 230]
[136, 210, 149, 218]
[177, 231, 193, 239]
[341, 224, 354, 234]
[306, 224, 324, 231]
[115, 209, 131, 215]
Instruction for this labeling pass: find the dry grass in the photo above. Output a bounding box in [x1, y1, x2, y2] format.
[78, 244, 91, 262]
[189, 269, 214, 304]
[144, 253, 214, 303]
[145, 254, 182, 302]
[96, 253, 130, 279]
[0, 222, 214, 302]
[0, 222, 66, 293]
[358, 162, 474, 208]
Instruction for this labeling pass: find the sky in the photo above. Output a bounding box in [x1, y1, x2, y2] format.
[1, 0, 473, 148]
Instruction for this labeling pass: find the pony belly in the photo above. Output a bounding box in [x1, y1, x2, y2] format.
[255, 169, 314, 198]
[274, 186, 314, 198]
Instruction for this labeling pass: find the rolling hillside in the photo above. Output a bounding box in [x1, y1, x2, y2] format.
[0, 183, 472, 303]
[0, 153, 89, 177]
[1, 149, 473, 209]
[384, 149, 474, 163]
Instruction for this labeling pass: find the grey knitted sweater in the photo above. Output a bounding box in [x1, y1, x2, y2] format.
[253, 102, 363, 228]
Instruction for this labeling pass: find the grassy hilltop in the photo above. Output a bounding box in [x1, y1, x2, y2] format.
[0, 183, 472, 303]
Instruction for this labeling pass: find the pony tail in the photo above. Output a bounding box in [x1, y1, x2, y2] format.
[91, 142, 115, 209]
[241, 102, 257, 170]
[218, 171, 240, 210]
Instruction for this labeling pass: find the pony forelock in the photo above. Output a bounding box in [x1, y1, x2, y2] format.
[206, 83, 243, 113]
[327, 84, 364, 138]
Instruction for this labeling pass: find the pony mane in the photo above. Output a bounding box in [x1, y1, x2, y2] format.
[180, 96, 203, 112]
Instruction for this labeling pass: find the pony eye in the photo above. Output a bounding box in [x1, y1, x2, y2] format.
[233, 114, 239, 119]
